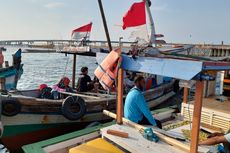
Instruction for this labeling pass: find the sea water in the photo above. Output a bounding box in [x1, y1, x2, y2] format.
[3, 46, 97, 90]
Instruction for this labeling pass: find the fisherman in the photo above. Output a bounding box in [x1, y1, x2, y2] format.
[124, 76, 162, 129]
[199, 132, 230, 153]
[52, 77, 73, 99]
[76, 67, 94, 92]
[38, 84, 52, 99]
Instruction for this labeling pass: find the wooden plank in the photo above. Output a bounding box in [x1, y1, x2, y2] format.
[103, 110, 192, 152]
[43, 132, 100, 153]
[107, 129, 129, 138]
[190, 81, 204, 153]
[116, 68, 124, 124]
[101, 124, 186, 153]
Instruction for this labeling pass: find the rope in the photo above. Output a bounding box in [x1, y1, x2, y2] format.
[62, 55, 70, 77]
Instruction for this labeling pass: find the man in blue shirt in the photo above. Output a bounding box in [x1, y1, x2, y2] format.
[199, 132, 230, 152]
[124, 76, 162, 128]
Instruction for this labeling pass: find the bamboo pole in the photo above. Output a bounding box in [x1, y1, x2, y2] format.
[190, 81, 204, 153]
[103, 110, 191, 152]
[116, 68, 124, 124]
[72, 54, 77, 89]
[98, 0, 112, 51]
[183, 87, 188, 103]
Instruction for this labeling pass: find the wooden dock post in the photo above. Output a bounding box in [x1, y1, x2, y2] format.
[117, 67, 124, 124]
[72, 54, 77, 89]
[183, 87, 188, 103]
[190, 81, 204, 153]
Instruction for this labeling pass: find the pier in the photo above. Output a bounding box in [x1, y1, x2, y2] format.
[0, 40, 133, 48]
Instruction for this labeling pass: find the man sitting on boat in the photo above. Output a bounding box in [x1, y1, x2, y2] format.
[124, 76, 162, 129]
[76, 67, 94, 92]
[52, 77, 73, 99]
[199, 132, 230, 152]
[38, 84, 52, 99]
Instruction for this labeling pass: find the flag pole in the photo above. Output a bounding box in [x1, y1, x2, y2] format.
[97, 0, 113, 51]
[144, 0, 156, 46]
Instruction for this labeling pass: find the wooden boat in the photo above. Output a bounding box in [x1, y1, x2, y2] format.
[0, 81, 175, 152]
[0, 50, 23, 91]
[21, 106, 179, 153]
[23, 48, 56, 53]
[22, 110, 210, 153]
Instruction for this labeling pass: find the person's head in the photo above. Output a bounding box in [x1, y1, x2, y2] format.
[81, 67, 88, 75]
[39, 84, 48, 91]
[134, 76, 145, 91]
[58, 77, 70, 88]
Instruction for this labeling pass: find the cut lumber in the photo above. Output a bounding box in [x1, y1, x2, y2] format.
[107, 129, 129, 138]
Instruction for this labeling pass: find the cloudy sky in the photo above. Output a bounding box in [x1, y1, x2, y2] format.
[0, 0, 230, 44]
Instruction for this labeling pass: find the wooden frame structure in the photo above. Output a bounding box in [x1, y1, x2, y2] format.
[115, 53, 230, 153]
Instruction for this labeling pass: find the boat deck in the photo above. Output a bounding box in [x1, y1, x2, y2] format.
[100, 124, 209, 153]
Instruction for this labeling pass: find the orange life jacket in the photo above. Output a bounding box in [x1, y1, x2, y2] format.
[145, 78, 153, 91]
[94, 48, 121, 90]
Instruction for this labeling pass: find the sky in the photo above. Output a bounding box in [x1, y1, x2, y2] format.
[0, 0, 230, 44]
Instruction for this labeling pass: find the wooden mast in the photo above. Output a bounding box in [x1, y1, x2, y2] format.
[190, 81, 204, 153]
[98, 0, 112, 51]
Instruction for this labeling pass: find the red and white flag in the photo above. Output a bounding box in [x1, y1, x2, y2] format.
[122, 2, 146, 30]
[71, 22, 92, 40]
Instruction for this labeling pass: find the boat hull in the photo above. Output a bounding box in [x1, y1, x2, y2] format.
[1, 81, 175, 152]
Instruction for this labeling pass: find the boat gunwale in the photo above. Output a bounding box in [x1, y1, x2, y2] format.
[22, 121, 114, 153]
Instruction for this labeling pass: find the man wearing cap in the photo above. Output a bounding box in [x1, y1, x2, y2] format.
[76, 67, 94, 92]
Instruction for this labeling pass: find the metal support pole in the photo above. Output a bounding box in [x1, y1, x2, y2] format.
[98, 0, 112, 51]
[72, 54, 77, 89]
[190, 81, 204, 153]
[117, 68, 124, 124]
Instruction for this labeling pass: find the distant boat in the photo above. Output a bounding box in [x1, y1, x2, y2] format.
[0, 49, 23, 91]
[0, 47, 7, 51]
[23, 48, 56, 53]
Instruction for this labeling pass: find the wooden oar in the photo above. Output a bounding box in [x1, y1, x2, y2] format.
[103, 110, 191, 152]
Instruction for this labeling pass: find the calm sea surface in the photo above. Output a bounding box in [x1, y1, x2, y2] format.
[4, 46, 97, 90]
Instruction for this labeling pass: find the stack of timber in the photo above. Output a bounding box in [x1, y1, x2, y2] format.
[181, 97, 230, 132]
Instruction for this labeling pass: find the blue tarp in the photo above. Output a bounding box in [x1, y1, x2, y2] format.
[96, 53, 203, 81]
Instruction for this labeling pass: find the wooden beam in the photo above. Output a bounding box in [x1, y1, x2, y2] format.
[72, 54, 76, 89]
[116, 68, 124, 124]
[190, 81, 204, 153]
[183, 87, 188, 103]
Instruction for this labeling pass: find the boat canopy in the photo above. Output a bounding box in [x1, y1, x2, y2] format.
[96, 52, 230, 81]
